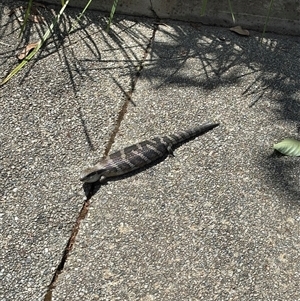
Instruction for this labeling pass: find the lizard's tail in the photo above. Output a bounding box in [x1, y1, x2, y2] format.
[164, 122, 219, 146]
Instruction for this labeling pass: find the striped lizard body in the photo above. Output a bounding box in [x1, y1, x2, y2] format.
[80, 122, 219, 183]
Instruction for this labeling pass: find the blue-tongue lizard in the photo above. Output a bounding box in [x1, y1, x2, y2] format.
[80, 122, 219, 183]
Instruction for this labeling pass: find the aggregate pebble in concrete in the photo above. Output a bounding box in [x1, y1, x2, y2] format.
[53, 19, 300, 301]
[0, 2, 153, 300]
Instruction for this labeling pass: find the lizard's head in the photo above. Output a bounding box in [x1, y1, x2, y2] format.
[80, 166, 105, 183]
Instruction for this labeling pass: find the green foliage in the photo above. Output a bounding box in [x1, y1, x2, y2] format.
[227, 0, 235, 24]
[1, 0, 119, 85]
[106, 0, 119, 32]
[273, 138, 300, 156]
[200, 0, 236, 23]
[200, 0, 208, 16]
[261, 0, 274, 40]
[1, 0, 70, 86]
[1, 0, 277, 85]
[200, 0, 274, 35]
[19, 0, 33, 38]
[76, 0, 94, 23]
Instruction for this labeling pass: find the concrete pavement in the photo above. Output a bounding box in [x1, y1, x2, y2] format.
[1, 1, 300, 300]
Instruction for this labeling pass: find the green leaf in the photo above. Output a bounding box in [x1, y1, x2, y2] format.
[273, 138, 300, 156]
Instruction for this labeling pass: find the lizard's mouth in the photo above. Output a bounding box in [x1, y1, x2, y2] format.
[80, 171, 101, 183]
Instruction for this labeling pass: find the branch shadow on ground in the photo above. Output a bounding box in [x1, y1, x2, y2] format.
[0, 2, 299, 202]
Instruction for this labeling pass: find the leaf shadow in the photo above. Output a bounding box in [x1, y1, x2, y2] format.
[0, 2, 299, 201]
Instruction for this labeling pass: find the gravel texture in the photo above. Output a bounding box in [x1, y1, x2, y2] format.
[0, 2, 152, 300]
[1, 1, 300, 301]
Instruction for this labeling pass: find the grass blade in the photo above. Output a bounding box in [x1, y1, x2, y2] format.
[1, 0, 70, 86]
[228, 0, 235, 23]
[106, 0, 119, 32]
[200, 0, 208, 16]
[261, 0, 274, 40]
[19, 0, 33, 38]
[76, 0, 93, 22]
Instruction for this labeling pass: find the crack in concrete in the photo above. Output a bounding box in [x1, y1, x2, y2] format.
[104, 22, 159, 157]
[43, 195, 91, 301]
[43, 19, 160, 301]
